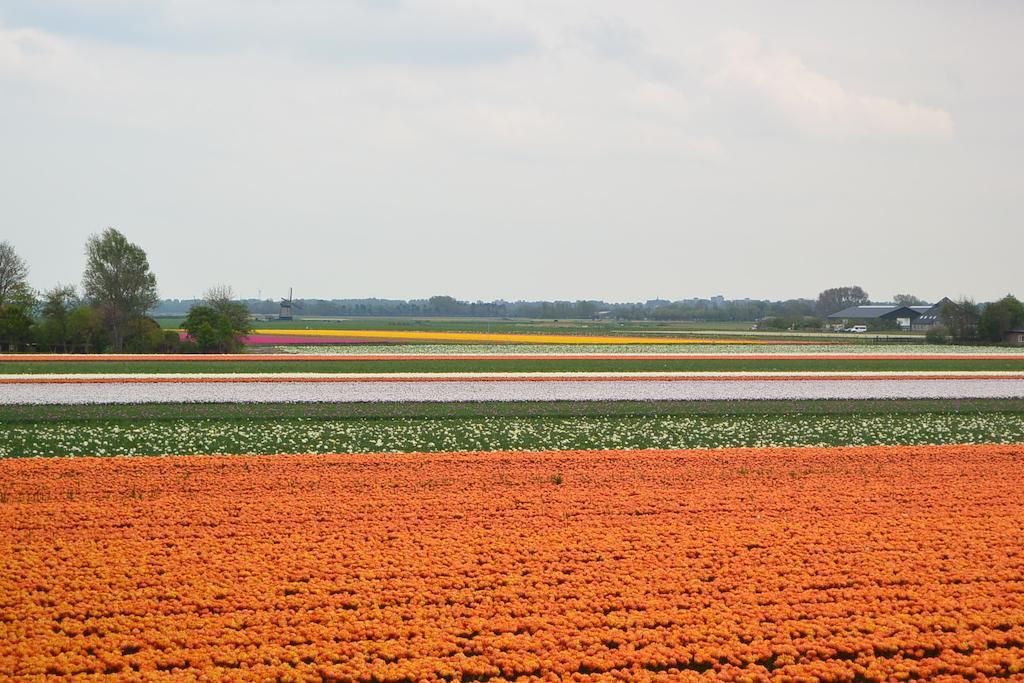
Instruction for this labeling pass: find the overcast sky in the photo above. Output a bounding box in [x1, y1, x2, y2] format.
[2, 1, 1021, 303]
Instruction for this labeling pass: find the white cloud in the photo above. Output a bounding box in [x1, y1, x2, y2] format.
[0, 24, 71, 77]
[708, 30, 954, 140]
[0, 17, 722, 166]
[4, 4, 1021, 302]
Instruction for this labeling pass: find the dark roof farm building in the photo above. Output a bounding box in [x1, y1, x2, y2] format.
[910, 297, 953, 331]
[1006, 329, 1024, 346]
[827, 305, 922, 328]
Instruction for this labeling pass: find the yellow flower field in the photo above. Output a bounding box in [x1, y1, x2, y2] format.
[249, 329, 769, 345]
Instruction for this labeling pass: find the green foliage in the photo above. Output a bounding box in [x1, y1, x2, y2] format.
[925, 326, 949, 344]
[893, 294, 926, 306]
[0, 241, 30, 307]
[0, 306, 35, 351]
[816, 286, 869, 315]
[2, 282, 37, 310]
[427, 295, 462, 315]
[4, 398, 1024, 424]
[82, 228, 159, 351]
[123, 317, 165, 353]
[5, 410, 1024, 458]
[67, 306, 108, 353]
[183, 303, 250, 353]
[978, 295, 1024, 343]
[757, 316, 824, 331]
[939, 298, 981, 341]
[161, 330, 184, 352]
[211, 301, 252, 340]
[37, 285, 78, 352]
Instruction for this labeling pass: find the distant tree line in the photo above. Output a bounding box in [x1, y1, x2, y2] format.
[0, 232, 250, 353]
[4, 236, 1022, 352]
[155, 294, 822, 323]
[152, 286, 1024, 342]
[0, 230, 171, 353]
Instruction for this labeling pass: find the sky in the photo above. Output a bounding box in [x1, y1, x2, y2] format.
[1, 1, 1022, 303]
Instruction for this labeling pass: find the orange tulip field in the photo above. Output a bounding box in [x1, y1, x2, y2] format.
[2, 444, 1023, 681]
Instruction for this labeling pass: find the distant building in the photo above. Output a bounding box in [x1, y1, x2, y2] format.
[909, 298, 953, 331]
[279, 288, 297, 321]
[1005, 329, 1024, 346]
[827, 305, 922, 329]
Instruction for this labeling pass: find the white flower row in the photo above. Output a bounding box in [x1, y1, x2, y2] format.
[5, 378, 1024, 404]
[4, 412, 1023, 457]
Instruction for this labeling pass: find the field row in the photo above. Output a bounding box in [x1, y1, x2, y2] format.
[4, 411, 1024, 456]
[5, 398, 1023, 422]
[271, 343, 1021, 356]
[154, 316, 878, 339]
[3, 445, 1022, 680]
[7, 377, 1024, 404]
[245, 328, 784, 345]
[10, 371, 1024, 382]
[7, 357, 1024, 376]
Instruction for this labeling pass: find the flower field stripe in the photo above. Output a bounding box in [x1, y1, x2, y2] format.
[7, 409, 1024, 456]
[240, 334, 376, 345]
[3, 444, 1023, 680]
[5, 352, 1024, 362]
[245, 328, 807, 345]
[7, 378, 1024, 403]
[4, 371, 1024, 383]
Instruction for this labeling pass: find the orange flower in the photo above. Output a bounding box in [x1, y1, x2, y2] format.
[2, 444, 1023, 680]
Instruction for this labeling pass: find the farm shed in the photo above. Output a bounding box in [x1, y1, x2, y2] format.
[1005, 329, 1024, 346]
[827, 305, 922, 329]
[910, 298, 953, 331]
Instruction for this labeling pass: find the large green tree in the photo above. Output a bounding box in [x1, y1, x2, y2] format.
[0, 241, 29, 306]
[816, 286, 869, 315]
[893, 294, 926, 306]
[978, 295, 1024, 343]
[182, 306, 234, 353]
[67, 306, 107, 353]
[82, 228, 159, 352]
[38, 285, 78, 352]
[182, 286, 253, 353]
[939, 298, 981, 341]
[205, 285, 252, 340]
[0, 306, 34, 351]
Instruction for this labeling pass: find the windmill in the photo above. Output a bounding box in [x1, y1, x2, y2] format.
[279, 288, 301, 321]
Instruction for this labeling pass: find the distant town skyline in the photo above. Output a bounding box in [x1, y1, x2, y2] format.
[3, 2, 1022, 302]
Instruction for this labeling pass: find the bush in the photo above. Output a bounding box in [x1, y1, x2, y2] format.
[925, 326, 949, 344]
[939, 299, 980, 341]
[757, 316, 824, 331]
[123, 317, 164, 353]
[0, 306, 34, 351]
[978, 295, 1024, 343]
[182, 304, 250, 353]
[160, 330, 184, 353]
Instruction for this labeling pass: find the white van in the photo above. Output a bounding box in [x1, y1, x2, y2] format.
[848, 325, 868, 333]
